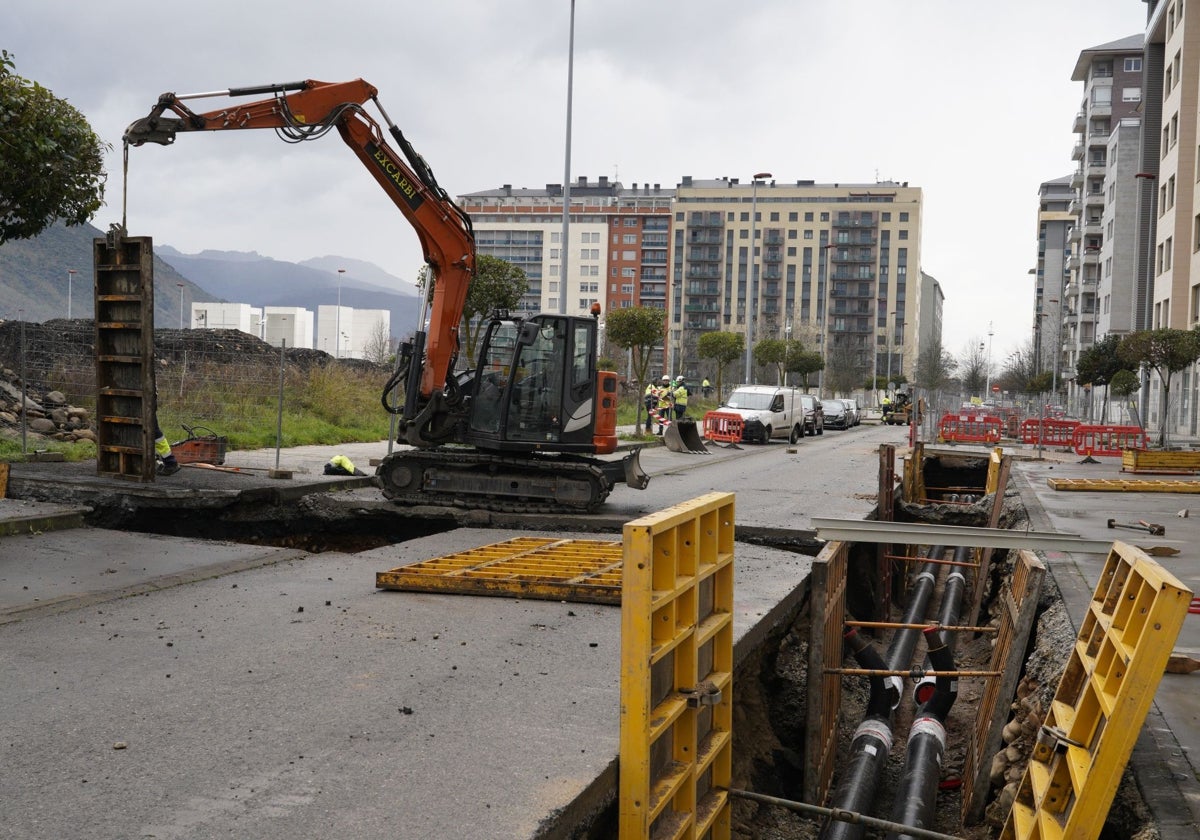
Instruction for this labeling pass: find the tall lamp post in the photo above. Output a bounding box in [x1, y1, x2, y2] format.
[336, 268, 346, 358]
[558, 0, 576, 316]
[818, 242, 835, 398]
[1135, 171, 1157, 425]
[176, 283, 185, 329]
[742, 172, 772, 385]
[66, 269, 77, 319]
[886, 310, 897, 387]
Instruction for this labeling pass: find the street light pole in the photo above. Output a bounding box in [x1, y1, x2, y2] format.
[336, 268, 346, 359]
[66, 269, 77, 319]
[559, 0, 575, 317]
[1135, 171, 1157, 426]
[176, 282, 185, 329]
[742, 172, 772, 385]
[984, 321, 993, 399]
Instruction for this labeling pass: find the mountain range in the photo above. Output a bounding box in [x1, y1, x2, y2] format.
[0, 221, 423, 340]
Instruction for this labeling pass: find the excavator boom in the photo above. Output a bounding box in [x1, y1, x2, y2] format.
[124, 79, 647, 512]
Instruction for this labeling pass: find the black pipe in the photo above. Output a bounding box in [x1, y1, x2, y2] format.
[820, 548, 945, 840]
[885, 628, 958, 840]
[913, 546, 970, 706]
[820, 630, 897, 840]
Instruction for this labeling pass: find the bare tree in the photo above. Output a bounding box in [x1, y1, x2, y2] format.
[957, 337, 988, 399]
[363, 318, 392, 365]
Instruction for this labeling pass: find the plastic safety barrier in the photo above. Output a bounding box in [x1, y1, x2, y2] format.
[1018, 417, 1080, 446]
[938, 413, 1002, 444]
[702, 411, 745, 444]
[1071, 424, 1149, 457]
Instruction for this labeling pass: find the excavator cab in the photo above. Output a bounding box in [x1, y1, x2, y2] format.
[466, 313, 618, 454]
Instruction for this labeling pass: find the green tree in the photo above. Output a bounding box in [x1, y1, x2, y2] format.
[788, 350, 824, 390]
[606, 306, 667, 433]
[0, 52, 107, 243]
[697, 330, 744, 403]
[1118, 328, 1200, 446]
[1108, 368, 1139, 424]
[753, 338, 789, 384]
[1075, 334, 1125, 422]
[460, 254, 528, 365]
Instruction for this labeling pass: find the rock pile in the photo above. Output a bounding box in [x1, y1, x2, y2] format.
[0, 370, 96, 443]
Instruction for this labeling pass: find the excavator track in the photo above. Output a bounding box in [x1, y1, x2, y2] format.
[376, 449, 612, 514]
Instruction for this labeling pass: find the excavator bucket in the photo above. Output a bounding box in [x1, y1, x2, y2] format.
[622, 448, 650, 489]
[664, 418, 709, 454]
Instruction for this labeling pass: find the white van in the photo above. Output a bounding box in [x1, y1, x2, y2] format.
[722, 385, 810, 444]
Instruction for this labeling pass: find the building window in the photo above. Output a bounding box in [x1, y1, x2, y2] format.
[1171, 113, 1179, 148]
[1092, 86, 1112, 105]
[804, 212, 814, 222]
[623, 234, 637, 244]
[820, 212, 829, 222]
[788, 212, 798, 222]
[769, 212, 780, 222]
[621, 267, 635, 278]
[551, 232, 561, 244]
[1124, 57, 1142, 72]
[624, 218, 637, 227]
[1166, 236, 1174, 270]
[898, 230, 909, 240]
[548, 298, 558, 309]
[550, 248, 559, 259]
[1169, 175, 1177, 209]
[621, 249, 635, 260]
[1194, 214, 1200, 251]
[899, 212, 909, 222]
[804, 230, 813, 240]
[550, 266, 559, 277]
[1123, 87, 1141, 102]
[882, 212, 892, 222]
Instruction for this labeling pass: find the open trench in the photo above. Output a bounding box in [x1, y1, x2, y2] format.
[53, 453, 1156, 840]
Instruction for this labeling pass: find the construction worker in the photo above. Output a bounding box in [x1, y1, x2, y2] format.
[154, 420, 180, 476]
[701, 377, 712, 398]
[644, 379, 658, 417]
[656, 375, 673, 434]
[673, 375, 689, 420]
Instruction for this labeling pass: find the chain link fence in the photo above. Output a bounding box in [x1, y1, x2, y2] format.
[0, 319, 394, 459]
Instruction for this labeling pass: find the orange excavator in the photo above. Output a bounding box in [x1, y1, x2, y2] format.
[123, 79, 647, 511]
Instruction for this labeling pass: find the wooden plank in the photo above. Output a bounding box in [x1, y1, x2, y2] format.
[1047, 477, 1200, 493]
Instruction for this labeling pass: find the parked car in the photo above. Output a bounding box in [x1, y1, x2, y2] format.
[822, 399, 850, 430]
[839, 398, 861, 426]
[722, 385, 809, 444]
[799, 393, 824, 436]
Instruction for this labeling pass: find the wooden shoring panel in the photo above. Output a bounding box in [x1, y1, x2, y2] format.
[962, 550, 1046, 824]
[803, 539, 848, 806]
[93, 232, 155, 482]
[969, 451, 1014, 627]
[619, 493, 735, 840]
[1046, 477, 1200, 493]
[375, 537, 624, 604]
[1001, 541, 1191, 840]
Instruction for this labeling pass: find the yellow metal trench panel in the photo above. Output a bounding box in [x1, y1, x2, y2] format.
[1046, 477, 1200, 493]
[1001, 541, 1191, 840]
[619, 492, 735, 840]
[375, 536, 624, 604]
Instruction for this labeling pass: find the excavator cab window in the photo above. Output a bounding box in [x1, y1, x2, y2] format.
[505, 316, 568, 443]
[468, 319, 519, 435]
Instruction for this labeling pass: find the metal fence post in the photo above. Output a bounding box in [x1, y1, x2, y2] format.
[275, 339, 286, 471]
[19, 313, 27, 458]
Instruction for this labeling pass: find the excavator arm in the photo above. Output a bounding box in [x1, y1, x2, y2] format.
[123, 79, 474, 444]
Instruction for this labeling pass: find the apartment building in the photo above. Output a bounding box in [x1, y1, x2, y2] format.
[458, 177, 674, 317]
[1033, 176, 1074, 387]
[672, 177, 924, 388]
[1064, 34, 1145, 416]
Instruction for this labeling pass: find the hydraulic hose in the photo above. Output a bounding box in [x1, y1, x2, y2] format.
[885, 628, 958, 840]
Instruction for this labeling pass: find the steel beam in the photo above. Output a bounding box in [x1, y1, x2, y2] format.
[811, 518, 1116, 554]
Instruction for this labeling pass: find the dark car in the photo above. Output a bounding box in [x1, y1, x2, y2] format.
[799, 394, 824, 436]
[821, 399, 849, 430]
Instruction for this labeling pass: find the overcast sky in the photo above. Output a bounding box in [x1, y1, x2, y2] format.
[10, 0, 1145, 361]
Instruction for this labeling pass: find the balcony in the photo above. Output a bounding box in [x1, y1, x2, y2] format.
[764, 230, 784, 245]
[832, 215, 877, 229]
[686, 265, 721, 279]
[1070, 168, 1084, 189]
[688, 230, 722, 245]
[1083, 219, 1102, 236]
[688, 212, 723, 228]
[1071, 143, 1085, 161]
[1086, 131, 1110, 148]
[1086, 160, 1106, 178]
[763, 248, 784, 263]
[1084, 191, 1104, 209]
[1073, 111, 1086, 133]
[1068, 226, 1081, 243]
[831, 270, 875, 282]
[683, 303, 721, 313]
[688, 246, 721, 263]
[1068, 199, 1082, 215]
[762, 267, 782, 281]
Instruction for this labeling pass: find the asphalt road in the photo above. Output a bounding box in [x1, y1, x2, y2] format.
[0, 422, 905, 840]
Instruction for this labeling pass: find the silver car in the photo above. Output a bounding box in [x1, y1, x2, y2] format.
[839, 398, 861, 427]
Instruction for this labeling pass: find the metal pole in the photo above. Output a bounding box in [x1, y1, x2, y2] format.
[1135, 172, 1157, 427]
[559, 0, 575, 316]
[742, 173, 771, 385]
[275, 339, 286, 471]
[984, 321, 993, 398]
[67, 269, 76, 319]
[176, 282, 185, 328]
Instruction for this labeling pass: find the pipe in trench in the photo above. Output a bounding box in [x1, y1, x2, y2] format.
[913, 545, 970, 706]
[820, 548, 946, 840]
[885, 627, 959, 840]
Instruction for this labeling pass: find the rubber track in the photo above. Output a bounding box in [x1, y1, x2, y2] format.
[377, 449, 611, 514]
